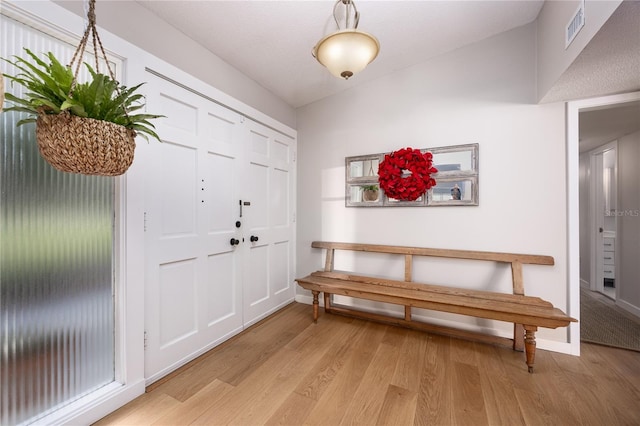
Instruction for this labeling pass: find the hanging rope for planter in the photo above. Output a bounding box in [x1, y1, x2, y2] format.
[36, 0, 136, 176]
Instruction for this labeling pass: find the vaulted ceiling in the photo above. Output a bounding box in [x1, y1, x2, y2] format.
[135, 0, 545, 108]
[52, 0, 639, 147]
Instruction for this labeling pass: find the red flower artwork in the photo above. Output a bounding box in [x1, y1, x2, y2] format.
[377, 147, 438, 201]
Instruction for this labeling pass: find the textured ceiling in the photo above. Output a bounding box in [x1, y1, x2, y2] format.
[136, 0, 544, 108]
[579, 101, 640, 153]
[541, 1, 640, 105]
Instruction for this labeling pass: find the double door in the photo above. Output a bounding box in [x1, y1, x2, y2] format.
[143, 74, 296, 382]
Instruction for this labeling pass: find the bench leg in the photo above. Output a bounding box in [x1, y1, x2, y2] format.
[311, 290, 320, 323]
[513, 323, 524, 352]
[324, 292, 331, 313]
[524, 325, 538, 373]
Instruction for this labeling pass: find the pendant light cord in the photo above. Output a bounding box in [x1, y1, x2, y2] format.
[333, 0, 360, 30]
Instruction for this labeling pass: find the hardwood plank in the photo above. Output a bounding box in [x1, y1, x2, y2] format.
[390, 330, 428, 392]
[576, 344, 640, 424]
[94, 303, 640, 426]
[451, 361, 489, 426]
[375, 385, 417, 426]
[526, 352, 588, 425]
[414, 334, 452, 426]
[191, 347, 301, 425]
[449, 337, 478, 367]
[545, 368, 623, 425]
[474, 344, 526, 425]
[226, 343, 330, 426]
[303, 322, 388, 426]
[200, 310, 336, 425]
[151, 380, 234, 425]
[339, 343, 401, 425]
[513, 388, 557, 426]
[153, 303, 308, 400]
[151, 341, 239, 402]
[264, 392, 316, 426]
[216, 309, 309, 387]
[581, 343, 640, 392]
[293, 320, 364, 401]
[286, 309, 355, 355]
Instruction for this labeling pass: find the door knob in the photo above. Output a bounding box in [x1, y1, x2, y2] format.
[230, 238, 240, 246]
[250, 235, 259, 242]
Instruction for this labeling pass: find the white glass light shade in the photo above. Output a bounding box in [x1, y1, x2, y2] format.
[313, 29, 380, 79]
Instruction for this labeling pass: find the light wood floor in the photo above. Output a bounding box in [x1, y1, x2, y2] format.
[95, 302, 640, 426]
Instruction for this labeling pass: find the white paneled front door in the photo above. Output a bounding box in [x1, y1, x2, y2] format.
[143, 74, 296, 382]
[144, 75, 245, 381]
[242, 121, 296, 326]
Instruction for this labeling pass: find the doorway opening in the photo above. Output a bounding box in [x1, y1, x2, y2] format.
[568, 92, 640, 354]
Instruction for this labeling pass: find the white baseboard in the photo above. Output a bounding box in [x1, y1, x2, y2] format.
[617, 298, 640, 319]
[295, 293, 322, 306]
[580, 278, 590, 289]
[32, 379, 146, 426]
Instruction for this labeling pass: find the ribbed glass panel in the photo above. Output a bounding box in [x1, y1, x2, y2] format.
[1, 15, 115, 425]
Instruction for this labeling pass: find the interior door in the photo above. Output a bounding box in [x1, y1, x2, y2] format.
[591, 144, 617, 298]
[144, 74, 244, 382]
[242, 120, 296, 326]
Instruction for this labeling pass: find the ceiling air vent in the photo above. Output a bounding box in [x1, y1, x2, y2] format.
[566, 0, 585, 49]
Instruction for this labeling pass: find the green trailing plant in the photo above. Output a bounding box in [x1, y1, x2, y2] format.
[361, 184, 379, 191]
[2, 48, 162, 141]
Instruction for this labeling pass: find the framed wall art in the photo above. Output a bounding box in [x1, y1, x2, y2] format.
[345, 143, 478, 207]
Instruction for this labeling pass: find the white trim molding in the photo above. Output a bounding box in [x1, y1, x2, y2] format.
[566, 91, 640, 357]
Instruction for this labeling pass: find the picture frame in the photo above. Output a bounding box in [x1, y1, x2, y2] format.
[345, 143, 478, 207]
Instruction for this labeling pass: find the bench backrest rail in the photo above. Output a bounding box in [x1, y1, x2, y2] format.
[312, 241, 555, 297]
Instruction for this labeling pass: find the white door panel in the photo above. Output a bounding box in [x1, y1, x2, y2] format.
[145, 75, 244, 382]
[242, 121, 295, 326]
[145, 74, 295, 382]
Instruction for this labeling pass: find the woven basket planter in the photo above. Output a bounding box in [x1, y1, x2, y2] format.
[36, 112, 136, 176]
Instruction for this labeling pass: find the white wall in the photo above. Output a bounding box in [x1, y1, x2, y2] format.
[296, 22, 572, 348]
[51, 0, 296, 129]
[536, 0, 622, 102]
[618, 130, 640, 315]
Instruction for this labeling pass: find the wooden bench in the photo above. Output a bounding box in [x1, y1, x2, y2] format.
[295, 241, 577, 373]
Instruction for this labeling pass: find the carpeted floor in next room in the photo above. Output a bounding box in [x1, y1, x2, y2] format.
[580, 287, 640, 352]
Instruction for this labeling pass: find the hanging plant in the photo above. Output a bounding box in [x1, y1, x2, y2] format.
[378, 147, 438, 201]
[1, 0, 162, 176]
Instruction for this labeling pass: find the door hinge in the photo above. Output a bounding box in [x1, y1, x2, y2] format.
[144, 212, 148, 232]
[144, 331, 148, 349]
[293, 151, 297, 162]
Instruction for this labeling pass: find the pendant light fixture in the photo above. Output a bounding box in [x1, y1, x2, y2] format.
[312, 0, 380, 80]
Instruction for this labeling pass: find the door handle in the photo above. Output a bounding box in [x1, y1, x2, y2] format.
[250, 235, 259, 242]
[239, 200, 251, 218]
[599, 227, 603, 233]
[230, 238, 240, 246]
